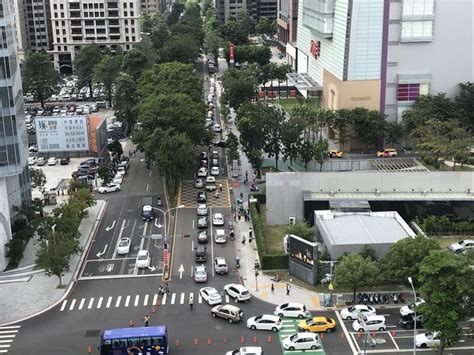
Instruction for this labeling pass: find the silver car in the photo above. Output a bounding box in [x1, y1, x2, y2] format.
[194, 264, 207, 283]
[214, 257, 228, 274]
[197, 203, 208, 216]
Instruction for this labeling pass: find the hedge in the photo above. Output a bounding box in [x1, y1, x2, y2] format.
[261, 254, 288, 269]
[250, 193, 266, 205]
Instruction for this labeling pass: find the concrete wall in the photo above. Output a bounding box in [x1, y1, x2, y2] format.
[0, 179, 13, 271]
[266, 171, 474, 225]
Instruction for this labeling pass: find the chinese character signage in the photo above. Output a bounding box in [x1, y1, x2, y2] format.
[35, 116, 90, 152]
[310, 40, 321, 59]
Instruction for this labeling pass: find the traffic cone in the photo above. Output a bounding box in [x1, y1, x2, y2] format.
[267, 335, 272, 343]
[129, 319, 134, 327]
[175, 340, 181, 348]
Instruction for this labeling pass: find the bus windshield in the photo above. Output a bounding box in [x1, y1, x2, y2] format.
[100, 326, 168, 355]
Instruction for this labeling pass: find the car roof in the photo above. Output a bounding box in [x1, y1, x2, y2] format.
[215, 257, 226, 263]
[138, 250, 148, 256]
[195, 265, 206, 271]
[227, 283, 247, 290]
[364, 315, 385, 321]
[201, 286, 217, 292]
[214, 213, 223, 217]
[281, 302, 304, 308]
[220, 304, 241, 312]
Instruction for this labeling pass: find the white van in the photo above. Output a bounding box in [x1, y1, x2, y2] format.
[206, 176, 216, 191]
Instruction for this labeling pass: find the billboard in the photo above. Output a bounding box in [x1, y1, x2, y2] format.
[36, 116, 89, 152]
[289, 235, 317, 269]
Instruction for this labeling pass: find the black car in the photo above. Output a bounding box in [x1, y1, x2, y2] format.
[197, 191, 207, 203]
[197, 216, 208, 229]
[60, 157, 70, 165]
[198, 230, 209, 243]
[213, 140, 227, 148]
[399, 314, 423, 329]
[200, 152, 208, 161]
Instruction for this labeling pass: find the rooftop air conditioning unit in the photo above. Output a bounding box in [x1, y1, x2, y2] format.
[288, 217, 296, 225]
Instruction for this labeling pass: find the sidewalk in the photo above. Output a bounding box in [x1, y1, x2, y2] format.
[0, 200, 106, 326]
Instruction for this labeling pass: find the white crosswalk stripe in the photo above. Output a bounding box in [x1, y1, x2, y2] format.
[0, 326, 21, 353]
[59, 291, 234, 312]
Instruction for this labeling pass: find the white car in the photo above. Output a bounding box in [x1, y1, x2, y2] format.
[224, 283, 251, 302]
[197, 167, 208, 177]
[210, 166, 220, 176]
[449, 239, 474, 254]
[213, 213, 224, 226]
[117, 237, 131, 255]
[340, 305, 376, 320]
[247, 314, 282, 332]
[28, 156, 37, 165]
[283, 333, 321, 351]
[213, 124, 222, 132]
[200, 287, 222, 305]
[214, 229, 226, 244]
[225, 347, 263, 355]
[197, 203, 208, 216]
[400, 298, 425, 316]
[98, 183, 121, 194]
[352, 315, 386, 332]
[274, 303, 307, 319]
[194, 264, 207, 283]
[136, 250, 150, 268]
[195, 178, 203, 188]
[113, 174, 124, 184]
[47, 157, 58, 166]
[214, 257, 228, 274]
[415, 332, 440, 348]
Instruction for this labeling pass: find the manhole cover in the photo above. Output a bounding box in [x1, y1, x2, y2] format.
[84, 329, 101, 337]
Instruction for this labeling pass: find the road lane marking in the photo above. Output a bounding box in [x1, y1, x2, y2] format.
[125, 296, 130, 307]
[162, 294, 167, 305]
[0, 331, 18, 335]
[210, 207, 215, 278]
[143, 294, 149, 306]
[97, 297, 103, 309]
[0, 340, 13, 343]
[191, 240, 194, 252]
[106, 296, 112, 308]
[60, 300, 67, 312]
[115, 296, 122, 307]
[69, 299, 76, 311]
[171, 293, 176, 304]
[152, 294, 158, 305]
[335, 311, 358, 355]
[146, 183, 149, 192]
[134, 295, 140, 307]
[78, 298, 85, 310]
[225, 295, 229, 303]
[112, 219, 127, 259]
[0, 326, 19, 330]
[198, 295, 202, 303]
[388, 331, 400, 350]
[180, 293, 185, 304]
[88, 298, 94, 309]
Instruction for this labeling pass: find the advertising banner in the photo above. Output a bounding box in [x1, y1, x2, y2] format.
[35, 116, 89, 152]
[229, 43, 235, 64]
[289, 235, 316, 269]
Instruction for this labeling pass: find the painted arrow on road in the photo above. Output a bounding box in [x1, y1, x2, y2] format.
[96, 244, 108, 258]
[178, 264, 185, 279]
[148, 265, 156, 272]
[154, 218, 162, 229]
[105, 220, 116, 232]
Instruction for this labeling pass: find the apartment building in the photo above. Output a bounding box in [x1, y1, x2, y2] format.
[292, 0, 473, 124]
[277, 0, 298, 69]
[0, 0, 31, 271]
[49, 0, 141, 74]
[140, 0, 169, 13]
[215, 0, 277, 25]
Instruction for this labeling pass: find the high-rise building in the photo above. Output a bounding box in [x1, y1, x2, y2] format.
[49, 0, 141, 74]
[0, 0, 31, 271]
[277, 0, 298, 69]
[140, 0, 170, 13]
[215, 0, 277, 25]
[291, 0, 473, 129]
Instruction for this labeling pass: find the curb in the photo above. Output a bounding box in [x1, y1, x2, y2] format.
[0, 200, 108, 327]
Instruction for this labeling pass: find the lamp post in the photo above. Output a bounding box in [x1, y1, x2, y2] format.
[408, 276, 417, 355]
[153, 205, 185, 242]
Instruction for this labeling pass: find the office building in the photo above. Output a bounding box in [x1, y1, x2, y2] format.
[216, 0, 277, 25]
[277, 0, 298, 69]
[0, 0, 31, 271]
[140, 0, 169, 13]
[49, 0, 141, 74]
[290, 0, 473, 123]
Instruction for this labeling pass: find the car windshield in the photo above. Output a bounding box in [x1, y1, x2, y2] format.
[307, 319, 315, 326]
[348, 306, 355, 312]
[196, 270, 205, 276]
[119, 240, 128, 247]
[289, 334, 299, 341]
[138, 254, 147, 260]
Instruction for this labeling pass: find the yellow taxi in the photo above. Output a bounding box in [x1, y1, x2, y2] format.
[328, 150, 343, 158]
[297, 316, 337, 333]
[376, 148, 398, 158]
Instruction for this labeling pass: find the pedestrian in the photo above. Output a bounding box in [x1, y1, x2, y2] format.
[129, 150, 131, 158]
[286, 283, 291, 296]
[248, 227, 253, 239]
[241, 235, 246, 245]
[271, 283, 275, 292]
[219, 183, 223, 192]
[164, 281, 170, 294]
[245, 170, 248, 181]
[215, 190, 219, 198]
[238, 213, 241, 221]
[144, 314, 149, 327]
[189, 294, 194, 311]
[158, 285, 164, 296]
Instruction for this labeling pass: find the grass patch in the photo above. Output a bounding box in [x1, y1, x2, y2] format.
[261, 166, 281, 176]
[431, 236, 471, 248]
[275, 98, 301, 112]
[425, 162, 474, 172]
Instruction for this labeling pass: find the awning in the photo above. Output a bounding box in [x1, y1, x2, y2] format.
[286, 72, 322, 91]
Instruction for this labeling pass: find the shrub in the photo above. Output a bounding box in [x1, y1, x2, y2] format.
[261, 254, 288, 269]
[6, 237, 25, 265]
[251, 193, 266, 205]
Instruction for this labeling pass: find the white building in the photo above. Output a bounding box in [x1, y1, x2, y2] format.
[49, 0, 141, 74]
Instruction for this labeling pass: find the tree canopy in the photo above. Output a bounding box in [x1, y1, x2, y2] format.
[74, 44, 103, 99]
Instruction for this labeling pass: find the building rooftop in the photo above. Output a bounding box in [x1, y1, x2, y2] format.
[315, 211, 416, 246]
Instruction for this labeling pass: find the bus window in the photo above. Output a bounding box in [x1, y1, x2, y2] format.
[140, 337, 151, 346]
[152, 336, 164, 345]
[112, 340, 121, 348]
[127, 338, 141, 347]
[118, 339, 127, 347]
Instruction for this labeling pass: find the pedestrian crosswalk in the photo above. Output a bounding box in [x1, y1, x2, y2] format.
[60, 292, 234, 312]
[0, 325, 20, 354]
[278, 319, 326, 354]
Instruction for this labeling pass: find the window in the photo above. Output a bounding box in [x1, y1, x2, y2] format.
[397, 83, 429, 101]
[402, 0, 434, 16]
[400, 0, 434, 42]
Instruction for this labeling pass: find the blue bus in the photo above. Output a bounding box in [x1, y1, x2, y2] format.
[99, 326, 169, 355]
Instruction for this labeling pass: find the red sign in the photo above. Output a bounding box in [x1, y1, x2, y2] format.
[310, 40, 321, 59]
[229, 43, 235, 64]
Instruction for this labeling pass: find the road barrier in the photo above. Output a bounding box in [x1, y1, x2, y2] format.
[129, 319, 134, 327]
[267, 335, 272, 343]
[253, 336, 258, 344]
[175, 340, 181, 348]
[208, 337, 212, 345]
[240, 336, 244, 344]
[194, 338, 199, 346]
[88, 345, 92, 353]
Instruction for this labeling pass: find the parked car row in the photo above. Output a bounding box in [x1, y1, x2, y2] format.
[28, 155, 70, 166]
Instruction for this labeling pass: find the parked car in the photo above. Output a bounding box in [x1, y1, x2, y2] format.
[247, 315, 282, 332]
[200, 287, 222, 305]
[214, 257, 228, 274]
[213, 213, 224, 226]
[116, 237, 131, 255]
[197, 167, 208, 177]
[47, 157, 58, 166]
[206, 176, 216, 191]
[415, 332, 440, 348]
[352, 315, 386, 332]
[340, 305, 376, 320]
[225, 347, 263, 355]
[136, 250, 150, 268]
[328, 150, 343, 158]
[213, 124, 222, 132]
[194, 264, 207, 283]
[36, 157, 46, 166]
[283, 333, 321, 351]
[224, 284, 251, 302]
[211, 304, 243, 323]
[198, 230, 209, 243]
[297, 316, 336, 333]
[113, 174, 124, 184]
[274, 303, 307, 319]
[197, 203, 208, 216]
[377, 148, 398, 157]
[449, 239, 474, 254]
[98, 183, 121, 194]
[60, 157, 70, 165]
[399, 314, 423, 329]
[400, 298, 425, 316]
[211, 166, 220, 176]
[28, 156, 37, 165]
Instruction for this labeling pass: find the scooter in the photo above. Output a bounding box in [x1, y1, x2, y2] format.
[157, 195, 162, 206]
[235, 256, 240, 269]
[229, 230, 235, 241]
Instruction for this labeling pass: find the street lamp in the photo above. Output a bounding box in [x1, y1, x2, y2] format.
[408, 276, 417, 355]
[153, 205, 184, 241]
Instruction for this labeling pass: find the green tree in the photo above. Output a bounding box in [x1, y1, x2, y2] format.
[331, 109, 352, 148]
[121, 48, 152, 81]
[236, 9, 255, 36]
[352, 108, 383, 150]
[107, 140, 123, 158]
[221, 67, 259, 109]
[204, 29, 225, 61]
[113, 73, 137, 129]
[220, 18, 249, 45]
[29, 167, 47, 190]
[262, 106, 285, 170]
[92, 54, 122, 107]
[231, 45, 272, 66]
[161, 34, 201, 64]
[287, 222, 314, 241]
[384, 121, 404, 146]
[281, 115, 304, 167]
[359, 245, 377, 261]
[21, 51, 61, 108]
[313, 139, 329, 171]
[255, 16, 273, 36]
[335, 253, 379, 302]
[167, 2, 185, 26]
[379, 235, 440, 283]
[298, 140, 317, 172]
[74, 44, 103, 99]
[226, 132, 240, 162]
[455, 82, 474, 132]
[419, 250, 474, 353]
[97, 165, 111, 184]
